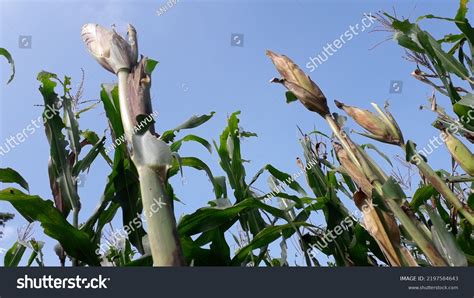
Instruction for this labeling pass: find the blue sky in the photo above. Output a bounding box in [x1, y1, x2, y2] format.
[0, 0, 468, 266]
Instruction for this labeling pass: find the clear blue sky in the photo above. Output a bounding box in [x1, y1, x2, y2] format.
[0, 0, 467, 266]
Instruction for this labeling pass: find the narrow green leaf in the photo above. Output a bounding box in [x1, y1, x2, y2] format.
[0, 188, 99, 265]
[62, 81, 81, 159]
[4, 241, 26, 267]
[171, 134, 212, 153]
[427, 35, 470, 80]
[161, 112, 215, 143]
[145, 59, 159, 74]
[38, 73, 80, 211]
[285, 91, 298, 103]
[264, 164, 307, 196]
[0, 168, 29, 191]
[410, 185, 438, 211]
[361, 143, 393, 167]
[426, 205, 468, 266]
[75, 101, 100, 118]
[0, 48, 15, 84]
[72, 137, 106, 176]
[231, 222, 310, 265]
[178, 197, 289, 236]
[381, 177, 406, 202]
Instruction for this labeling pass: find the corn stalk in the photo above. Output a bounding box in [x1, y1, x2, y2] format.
[267, 50, 449, 266]
[325, 115, 447, 266]
[81, 24, 184, 266]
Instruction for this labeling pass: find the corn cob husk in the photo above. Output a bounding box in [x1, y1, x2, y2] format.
[353, 190, 414, 266]
[335, 100, 403, 145]
[336, 144, 415, 266]
[81, 23, 137, 74]
[266, 50, 330, 117]
[444, 130, 474, 176]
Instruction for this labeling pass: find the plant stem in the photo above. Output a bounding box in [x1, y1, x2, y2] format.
[137, 166, 184, 266]
[325, 115, 361, 168]
[404, 146, 474, 225]
[444, 175, 474, 183]
[117, 70, 134, 143]
[72, 207, 79, 266]
[117, 67, 184, 266]
[72, 207, 79, 228]
[324, 114, 447, 266]
[375, 184, 447, 266]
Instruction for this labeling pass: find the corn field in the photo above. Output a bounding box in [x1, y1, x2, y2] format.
[0, 1, 473, 267]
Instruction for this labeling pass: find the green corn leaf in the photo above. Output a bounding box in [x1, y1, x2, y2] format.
[171, 134, 212, 153]
[453, 94, 474, 131]
[0, 47, 15, 84]
[82, 130, 113, 166]
[426, 34, 470, 81]
[285, 91, 298, 103]
[145, 58, 159, 74]
[72, 136, 106, 176]
[0, 168, 29, 191]
[26, 240, 44, 267]
[161, 112, 215, 143]
[178, 197, 290, 236]
[75, 101, 100, 118]
[231, 222, 310, 265]
[410, 185, 438, 211]
[455, 0, 474, 47]
[4, 241, 26, 267]
[361, 143, 393, 167]
[425, 205, 468, 266]
[100, 84, 125, 144]
[62, 79, 81, 159]
[381, 177, 406, 203]
[38, 72, 80, 211]
[0, 188, 99, 265]
[106, 158, 145, 255]
[263, 164, 307, 196]
[168, 156, 223, 199]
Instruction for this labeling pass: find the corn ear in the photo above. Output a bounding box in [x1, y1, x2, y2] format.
[335, 100, 403, 145]
[334, 143, 373, 197]
[266, 50, 330, 117]
[444, 130, 474, 176]
[353, 191, 406, 266]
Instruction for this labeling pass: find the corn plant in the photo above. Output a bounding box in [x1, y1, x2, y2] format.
[0, 1, 473, 267]
[264, 0, 474, 266]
